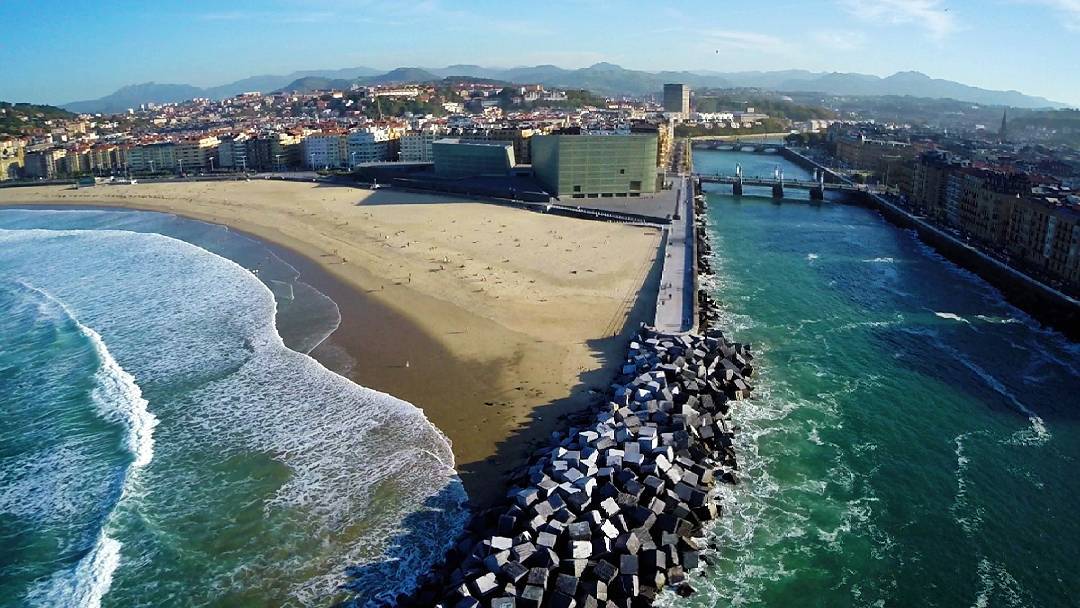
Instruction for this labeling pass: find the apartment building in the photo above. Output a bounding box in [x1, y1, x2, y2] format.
[246, 132, 303, 171]
[663, 83, 690, 115]
[835, 134, 917, 174]
[912, 151, 957, 219]
[88, 145, 124, 173]
[64, 147, 91, 175]
[0, 138, 25, 180]
[1004, 192, 1080, 291]
[216, 134, 250, 170]
[23, 147, 66, 179]
[303, 132, 346, 169]
[957, 170, 1030, 248]
[176, 136, 221, 172]
[127, 142, 177, 172]
[346, 127, 397, 166]
[399, 128, 443, 163]
[913, 152, 1079, 291]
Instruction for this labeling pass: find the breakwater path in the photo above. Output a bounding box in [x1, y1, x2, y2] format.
[654, 177, 697, 334]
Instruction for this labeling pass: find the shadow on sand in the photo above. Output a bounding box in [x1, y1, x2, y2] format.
[337, 230, 667, 606]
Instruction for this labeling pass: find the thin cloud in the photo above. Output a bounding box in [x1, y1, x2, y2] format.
[812, 30, 868, 51]
[839, 0, 957, 39]
[700, 30, 795, 55]
[656, 7, 797, 56]
[1017, 0, 1080, 30]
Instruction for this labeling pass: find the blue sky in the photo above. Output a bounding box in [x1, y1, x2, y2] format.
[2, 0, 1079, 106]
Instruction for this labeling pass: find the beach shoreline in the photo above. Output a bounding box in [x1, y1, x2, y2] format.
[0, 182, 663, 507]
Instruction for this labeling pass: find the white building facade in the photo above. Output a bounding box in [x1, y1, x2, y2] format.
[346, 128, 396, 166]
[303, 133, 346, 169]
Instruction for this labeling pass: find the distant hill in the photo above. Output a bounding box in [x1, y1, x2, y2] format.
[1, 101, 75, 135]
[753, 71, 1062, 108]
[62, 63, 1066, 115]
[64, 82, 206, 114]
[203, 74, 301, 98]
[274, 68, 443, 94]
[428, 64, 506, 79]
[1010, 108, 1080, 145]
[275, 76, 354, 94]
[63, 66, 382, 113]
[434, 64, 1061, 107]
[364, 67, 440, 85]
[510, 63, 731, 97]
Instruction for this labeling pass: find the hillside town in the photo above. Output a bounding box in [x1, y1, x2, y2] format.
[2, 78, 1078, 296]
[0, 81, 769, 182]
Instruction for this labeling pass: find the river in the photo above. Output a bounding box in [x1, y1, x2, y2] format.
[665, 148, 1080, 607]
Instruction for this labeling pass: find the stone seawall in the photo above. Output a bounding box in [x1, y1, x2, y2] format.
[693, 184, 719, 329]
[392, 178, 748, 608]
[398, 327, 753, 608]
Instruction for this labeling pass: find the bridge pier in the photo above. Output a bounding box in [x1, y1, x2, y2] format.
[809, 168, 825, 201]
[772, 184, 784, 199]
[733, 182, 743, 196]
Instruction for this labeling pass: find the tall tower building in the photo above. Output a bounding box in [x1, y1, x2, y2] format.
[663, 83, 690, 115]
[1000, 109, 1009, 143]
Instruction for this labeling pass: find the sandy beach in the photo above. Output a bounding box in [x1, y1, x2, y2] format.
[0, 181, 662, 505]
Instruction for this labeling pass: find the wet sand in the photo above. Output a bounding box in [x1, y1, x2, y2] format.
[0, 181, 663, 506]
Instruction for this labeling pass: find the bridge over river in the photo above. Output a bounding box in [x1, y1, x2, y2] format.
[693, 159, 864, 200]
[692, 141, 786, 153]
[695, 172, 864, 199]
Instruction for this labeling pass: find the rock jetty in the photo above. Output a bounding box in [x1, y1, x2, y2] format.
[695, 186, 720, 329]
[400, 325, 754, 608]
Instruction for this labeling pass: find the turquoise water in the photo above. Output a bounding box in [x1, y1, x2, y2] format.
[0, 209, 467, 607]
[666, 150, 1080, 607]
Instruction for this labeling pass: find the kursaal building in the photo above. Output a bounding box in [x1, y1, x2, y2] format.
[532, 132, 658, 199]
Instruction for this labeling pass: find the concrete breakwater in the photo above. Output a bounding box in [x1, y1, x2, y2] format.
[693, 190, 720, 330]
[398, 325, 754, 608]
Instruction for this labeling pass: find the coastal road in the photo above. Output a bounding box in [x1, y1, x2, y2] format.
[654, 175, 696, 333]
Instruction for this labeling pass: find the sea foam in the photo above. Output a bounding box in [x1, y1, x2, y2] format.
[14, 282, 157, 608]
[0, 227, 467, 606]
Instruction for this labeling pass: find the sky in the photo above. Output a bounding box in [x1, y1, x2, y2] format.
[2, 0, 1079, 106]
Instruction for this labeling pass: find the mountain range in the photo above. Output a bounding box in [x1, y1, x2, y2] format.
[61, 63, 1067, 114]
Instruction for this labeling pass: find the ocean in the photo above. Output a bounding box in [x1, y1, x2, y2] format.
[0, 208, 468, 607]
[661, 149, 1080, 607]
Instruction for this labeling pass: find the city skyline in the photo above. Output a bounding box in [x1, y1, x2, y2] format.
[3, 0, 1080, 107]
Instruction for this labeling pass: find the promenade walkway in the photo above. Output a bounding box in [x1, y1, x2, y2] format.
[654, 175, 697, 333]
